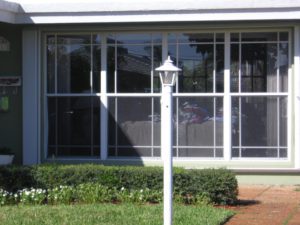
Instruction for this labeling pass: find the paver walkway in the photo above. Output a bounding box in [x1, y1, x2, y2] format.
[225, 185, 300, 225]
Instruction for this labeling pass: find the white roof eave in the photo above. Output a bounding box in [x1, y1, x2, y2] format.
[2, 0, 300, 24]
[0, 0, 19, 23]
[12, 0, 300, 13]
[14, 9, 300, 24]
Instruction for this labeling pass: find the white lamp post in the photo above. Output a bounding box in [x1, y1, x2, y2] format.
[155, 56, 181, 225]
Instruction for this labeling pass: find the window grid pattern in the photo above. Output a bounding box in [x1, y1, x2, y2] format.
[45, 30, 290, 160]
[46, 34, 101, 157]
[230, 32, 289, 158]
[168, 33, 225, 158]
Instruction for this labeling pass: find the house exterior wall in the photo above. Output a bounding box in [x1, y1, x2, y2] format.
[0, 0, 298, 185]
[0, 22, 22, 164]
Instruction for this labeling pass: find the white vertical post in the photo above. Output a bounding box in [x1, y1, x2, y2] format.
[294, 26, 300, 169]
[23, 29, 40, 165]
[161, 33, 168, 161]
[157, 56, 180, 225]
[101, 34, 108, 160]
[162, 33, 168, 61]
[223, 32, 231, 161]
[162, 85, 173, 225]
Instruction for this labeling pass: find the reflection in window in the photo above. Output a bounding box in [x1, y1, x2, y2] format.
[230, 32, 289, 93]
[175, 97, 223, 157]
[241, 44, 277, 92]
[168, 33, 224, 93]
[108, 97, 160, 157]
[47, 44, 55, 93]
[117, 45, 151, 92]
[57, 44, 91, 93]
[178, 44, 214, 92]
[231, 96, 287, 158]
[107, 34, 162, 93]
[47, 34, 101, 94]
[48, 97, 100, 157]
[241, 32, 277, 42]
[45, 31, 289, 160]
[230, 32, 289, 158]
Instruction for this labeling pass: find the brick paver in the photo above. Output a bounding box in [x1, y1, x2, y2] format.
[225, 185, 300, 225]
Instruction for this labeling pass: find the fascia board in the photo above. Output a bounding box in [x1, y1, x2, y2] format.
[15, 9, 300, 24]
[14, 0, 300, 13]
[0, 0, 20, 23]
[0, 9, 16, 23]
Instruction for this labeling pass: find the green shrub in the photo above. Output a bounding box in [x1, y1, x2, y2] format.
[31, 164, 165, 190]
[0, 164, 238, 205]
[174, 169, 238, 205]
[0, 166, 34, 192]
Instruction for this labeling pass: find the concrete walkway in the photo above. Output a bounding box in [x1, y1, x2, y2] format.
[225, 185, 300, 225]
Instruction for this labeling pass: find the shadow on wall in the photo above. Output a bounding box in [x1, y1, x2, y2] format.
[108, 97, 159, 159]
[46, 96, 146, 165]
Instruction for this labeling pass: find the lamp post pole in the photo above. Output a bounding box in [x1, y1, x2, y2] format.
[155, 56, 181, 225]
[161, 84, 173, 225]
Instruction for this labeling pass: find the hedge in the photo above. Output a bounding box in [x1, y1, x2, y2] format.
[0, 164, 238, 205]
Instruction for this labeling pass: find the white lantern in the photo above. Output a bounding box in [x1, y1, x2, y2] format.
[155, 56, 181, 86]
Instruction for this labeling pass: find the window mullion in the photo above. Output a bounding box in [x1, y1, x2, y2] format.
[100, 34, 108, 160]
[90, 34, 94, 156]
[223, 32, 232, 161]
[161, 33, 168, 159]
[213, 33, 216, 157]
[54, 34, 58, 156]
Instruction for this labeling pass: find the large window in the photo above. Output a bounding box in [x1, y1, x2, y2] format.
[168, 33, 224, 157]
[46, 34, 101, 157]
[107, 34, 162, 156]
[45, 30, 289, 159]
[230, 32, 289, 158]
[107, 34, 162, 93]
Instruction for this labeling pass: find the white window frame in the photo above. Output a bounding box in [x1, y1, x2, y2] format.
[42, 28, 292, 162]
[227, 29, 291, 161]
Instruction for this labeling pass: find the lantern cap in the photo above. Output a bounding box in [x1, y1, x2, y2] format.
[155, 56, 181, 72]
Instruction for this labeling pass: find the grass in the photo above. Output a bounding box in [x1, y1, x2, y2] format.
[0, 203, 234, 225]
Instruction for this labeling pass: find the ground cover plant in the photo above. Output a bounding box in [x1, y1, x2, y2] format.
[0, 185, 207, 206]
[0, 203, 234, 225]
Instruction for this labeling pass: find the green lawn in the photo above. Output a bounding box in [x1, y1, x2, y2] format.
[0, 203, 234, 225]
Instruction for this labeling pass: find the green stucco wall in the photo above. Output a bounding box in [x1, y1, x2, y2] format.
[0, 23, 22, 164]
[236, 174, 300, 185]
